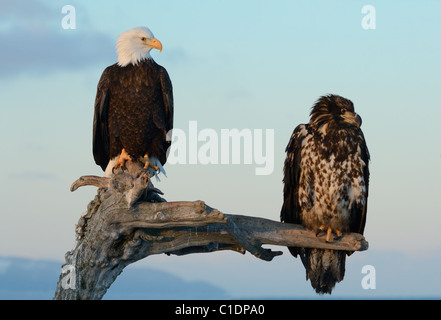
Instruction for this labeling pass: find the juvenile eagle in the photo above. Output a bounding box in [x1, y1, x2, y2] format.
[93, 27, 173, 177]
[281, 94, 370, 294]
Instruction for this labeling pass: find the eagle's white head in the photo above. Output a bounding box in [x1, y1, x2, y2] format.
[116, 27, 163, 67]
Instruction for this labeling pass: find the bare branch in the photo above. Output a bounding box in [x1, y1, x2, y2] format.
[54, 162, 368, 300]
[70, 175, 110, 191]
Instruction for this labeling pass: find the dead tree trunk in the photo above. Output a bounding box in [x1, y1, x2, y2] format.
[53, 162, 368, 300]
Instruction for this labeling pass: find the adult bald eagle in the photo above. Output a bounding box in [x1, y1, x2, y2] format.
[93, 27, 173, 177]
[281, 94, 370, 294]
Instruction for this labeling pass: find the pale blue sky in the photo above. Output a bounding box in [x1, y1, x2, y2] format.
[0, 0, 440, 298]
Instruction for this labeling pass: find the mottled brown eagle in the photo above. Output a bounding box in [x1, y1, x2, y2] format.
[281, 94, 370, 294]
[93, 27, 173, 177]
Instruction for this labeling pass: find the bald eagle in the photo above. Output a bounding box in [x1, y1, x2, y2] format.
[281, 94, 370, 294]
[93, 27, 173, 177]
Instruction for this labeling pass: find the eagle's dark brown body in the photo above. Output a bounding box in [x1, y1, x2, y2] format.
[281, 95, 370, 294]
[93, 59, 173, 172]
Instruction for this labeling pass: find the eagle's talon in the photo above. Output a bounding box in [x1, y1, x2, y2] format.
[333, 234, 343, 241]
[333, 230, 343, 242]
[322, 227, 343, 243]
[112, 164, 125, 174]
[315, 225, 327, 238]
[316, 230, 325, 237]
[112, 148, 132, 174]
[315, 226, 343, 243]
[139, 153, 159, 172]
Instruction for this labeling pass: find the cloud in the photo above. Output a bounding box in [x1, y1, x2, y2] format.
[0, 0, 54, 25]
[0, 1, 116, 77]
[0, 27, 116, 77]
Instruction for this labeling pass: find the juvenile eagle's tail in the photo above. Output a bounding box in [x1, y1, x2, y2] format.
[300, 248, 346, 294]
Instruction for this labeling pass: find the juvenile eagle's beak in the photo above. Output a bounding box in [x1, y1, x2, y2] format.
[355, 114, 362, 127]
[147, 38, 163, 52]
[342, 111, 362, 128]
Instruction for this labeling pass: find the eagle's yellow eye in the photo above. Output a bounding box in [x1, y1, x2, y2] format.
[141, 37, 147, 41]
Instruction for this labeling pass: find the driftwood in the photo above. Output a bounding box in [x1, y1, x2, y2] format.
[53, 161, 368, 300]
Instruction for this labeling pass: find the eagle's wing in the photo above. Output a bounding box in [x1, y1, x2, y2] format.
[281, 125, 309, 257]
[159, 66, 173, 134]
[350, 131, 370, 235]
[156, 66, 173, 165]
[281, 125, 308, 239]
[93, 68, 111, 171]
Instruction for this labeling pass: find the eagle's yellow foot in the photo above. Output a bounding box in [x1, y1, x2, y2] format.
[316, 225, 343, 243]
[140, 154, 159, 171]
[332, 229, 343, 242]
[113, 148, 132, 172]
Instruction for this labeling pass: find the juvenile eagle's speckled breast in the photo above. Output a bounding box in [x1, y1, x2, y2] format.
[296, 124, 367, 232]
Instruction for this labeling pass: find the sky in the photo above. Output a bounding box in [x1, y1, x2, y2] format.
[0, 0, 440, 298]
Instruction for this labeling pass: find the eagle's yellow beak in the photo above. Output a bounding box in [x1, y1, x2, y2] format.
[146, 38, 163, 52]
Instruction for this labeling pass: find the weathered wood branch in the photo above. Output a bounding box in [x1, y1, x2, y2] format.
[54, 162, 368, 300]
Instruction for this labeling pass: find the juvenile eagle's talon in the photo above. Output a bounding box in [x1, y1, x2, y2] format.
[318, 227, 343, 243]
[333, 230, 343, 241]
[315, 225, 343, 243]
[315, 225, 327, 238]
[333, 234, 343, 241]
[325, 227, 333, 243]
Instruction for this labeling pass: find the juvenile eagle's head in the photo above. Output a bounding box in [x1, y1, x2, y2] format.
[116, 27, 163, 67]
[309, 94, 362, 130]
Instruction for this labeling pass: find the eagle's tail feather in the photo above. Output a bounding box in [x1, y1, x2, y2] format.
[300, 248, 346, 294]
